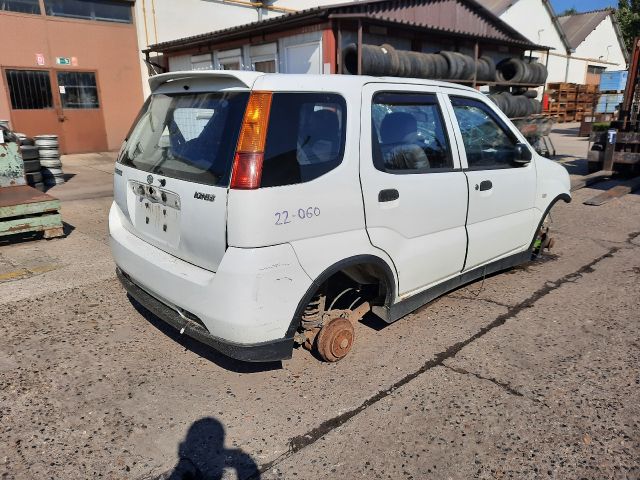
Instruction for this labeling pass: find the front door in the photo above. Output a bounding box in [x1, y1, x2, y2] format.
[444, 94, 537, 270]
[360, 84, 468, 296]
[55, 71, 108, 153]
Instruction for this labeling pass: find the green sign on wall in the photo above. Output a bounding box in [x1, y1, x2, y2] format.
[56, 57, 71, 65]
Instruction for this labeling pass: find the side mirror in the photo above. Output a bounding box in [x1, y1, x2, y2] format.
[513, 142, 532, 165]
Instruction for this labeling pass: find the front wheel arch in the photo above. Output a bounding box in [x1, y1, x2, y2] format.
[528, 193, 571, 252]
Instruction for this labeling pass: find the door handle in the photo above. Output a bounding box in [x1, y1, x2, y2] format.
[476, 180, 492, 191]
[378, 189, 399, 202]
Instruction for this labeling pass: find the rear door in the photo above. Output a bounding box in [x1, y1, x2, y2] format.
[360, 83, 468, 296]
[113, 75, 251, 272]
[443, 93, 537, 270]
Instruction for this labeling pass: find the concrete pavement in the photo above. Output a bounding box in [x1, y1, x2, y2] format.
[0, 129, 638, 480]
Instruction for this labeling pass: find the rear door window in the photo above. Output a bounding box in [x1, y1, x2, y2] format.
[371, 92, 453, 173]
[260, 93, 346, 187]
[119, 92, 249, 186]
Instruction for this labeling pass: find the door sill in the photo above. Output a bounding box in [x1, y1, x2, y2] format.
[372, 250, 531, 323]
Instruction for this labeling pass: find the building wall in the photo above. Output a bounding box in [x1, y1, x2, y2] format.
[135, 0, 347, 95]
[497, 0, 569, 85]
[0, 9, 143, 151]
[565, 16, 626, 84]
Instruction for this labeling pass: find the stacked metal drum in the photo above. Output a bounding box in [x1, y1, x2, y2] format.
[17, 134, 44, 191]
[35, 135, 65, 187]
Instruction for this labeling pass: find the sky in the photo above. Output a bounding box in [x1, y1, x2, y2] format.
[550, 0, 617, 13]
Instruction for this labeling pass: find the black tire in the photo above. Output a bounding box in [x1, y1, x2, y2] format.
[20, 145, 39, 160]
[523, 89, 538, 98]
[433, 54, 447, 79]
[440, 51, 460, 80]
[530, 98, 542, 114]
[496, 57, 527, 83]
[461, 54, 475, 80]
[480, 56, 496, 81]
[20, 137, 35, 146]
[23, 158, 41, 173]
[381, 44, 400, 76]
[26, 171, 43, 183]
[410, 51, 431, 78]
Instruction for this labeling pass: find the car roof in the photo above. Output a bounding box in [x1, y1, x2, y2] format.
[149, 70, 479, 94]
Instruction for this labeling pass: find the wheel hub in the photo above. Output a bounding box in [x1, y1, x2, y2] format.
[317, 317, 354, 362]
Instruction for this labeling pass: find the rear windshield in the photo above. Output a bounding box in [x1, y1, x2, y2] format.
[119, 91, 249, 186]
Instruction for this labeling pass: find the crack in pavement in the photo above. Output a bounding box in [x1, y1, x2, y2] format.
[442, 364, 548, 407]
[251, 244, 627, 479]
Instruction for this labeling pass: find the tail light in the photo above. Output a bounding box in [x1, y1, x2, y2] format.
[231, 91, 272, 189]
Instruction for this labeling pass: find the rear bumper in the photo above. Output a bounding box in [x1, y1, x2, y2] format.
[109, 202, 313, 362]
[116, 268, 293, 362]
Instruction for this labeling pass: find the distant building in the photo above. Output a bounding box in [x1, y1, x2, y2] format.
[143, 0, 546, 88]
[558, 9, 627, 84]
[0, 0, 143, 153]
[134, 0, 350, 95]
[476, 0, 627, 85]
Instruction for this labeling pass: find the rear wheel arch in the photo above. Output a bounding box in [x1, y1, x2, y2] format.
[286, 255, 397, 337]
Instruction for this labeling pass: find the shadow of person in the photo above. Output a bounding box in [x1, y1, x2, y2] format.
[160, 417, 260, 480]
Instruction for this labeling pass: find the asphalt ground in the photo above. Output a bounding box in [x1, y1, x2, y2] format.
[0, 126, 638, 479]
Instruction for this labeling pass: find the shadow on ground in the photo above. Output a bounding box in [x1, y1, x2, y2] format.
[154, 417, 261, 480]
[129, 296, 283, 373]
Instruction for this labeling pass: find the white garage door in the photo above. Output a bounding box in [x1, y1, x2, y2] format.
[285, 42, 321, 74]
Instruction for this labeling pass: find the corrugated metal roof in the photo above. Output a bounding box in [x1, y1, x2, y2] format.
[473, 0, 515, 16]
[557, 9, 612, 50]
[147, 0, 548, 53]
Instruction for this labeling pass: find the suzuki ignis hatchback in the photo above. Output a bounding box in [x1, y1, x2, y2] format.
[110, 71, 570, 362]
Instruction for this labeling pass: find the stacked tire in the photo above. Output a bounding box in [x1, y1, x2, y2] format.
[496, 58, 548, 86]
[20, 138, 45, 191]
[342, 44, 496, 82]
[35, 135, 65, 187]
[488, 91, 542, 118]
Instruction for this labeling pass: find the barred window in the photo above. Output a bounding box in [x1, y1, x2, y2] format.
[6, 70, 53, 110]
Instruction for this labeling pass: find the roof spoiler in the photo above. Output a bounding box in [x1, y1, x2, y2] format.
[148, 70, 264, 91]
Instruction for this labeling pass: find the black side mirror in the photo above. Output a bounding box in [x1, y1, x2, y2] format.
[513, 142, 532, 165]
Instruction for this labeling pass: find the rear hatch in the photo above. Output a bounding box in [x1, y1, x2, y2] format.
[113, 72, 258, 271]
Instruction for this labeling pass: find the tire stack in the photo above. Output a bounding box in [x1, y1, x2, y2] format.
[496, 58, 548, 85]
[35, 135, 65, 187]
[342, 44, 496, 82]
[488, 90, 542, 118]
[19, 136, 45, 191]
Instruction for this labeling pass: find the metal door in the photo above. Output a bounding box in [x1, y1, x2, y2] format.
[3, 68, 61, 140]
[55, 71, 108, 153]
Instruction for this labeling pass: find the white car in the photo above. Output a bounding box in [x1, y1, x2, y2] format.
[109, 71, 570, 363]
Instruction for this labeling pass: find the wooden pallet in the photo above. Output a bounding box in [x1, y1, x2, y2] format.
[0, 185, 64, 239]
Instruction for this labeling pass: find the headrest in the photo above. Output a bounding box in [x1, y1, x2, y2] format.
[380, 112, 417, 144]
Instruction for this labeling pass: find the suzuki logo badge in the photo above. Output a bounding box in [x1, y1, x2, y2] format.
[146, 175, 153, 184]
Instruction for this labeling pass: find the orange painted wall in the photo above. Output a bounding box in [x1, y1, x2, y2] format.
[0, 10, 143, 151]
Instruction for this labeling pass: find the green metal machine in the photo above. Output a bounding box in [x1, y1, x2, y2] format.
[0, 127, 64, 239]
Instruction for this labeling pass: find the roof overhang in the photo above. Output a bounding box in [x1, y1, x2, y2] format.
[145, 0, 550, 55]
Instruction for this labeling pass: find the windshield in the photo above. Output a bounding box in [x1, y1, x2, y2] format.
[119, 91, 249, 186]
